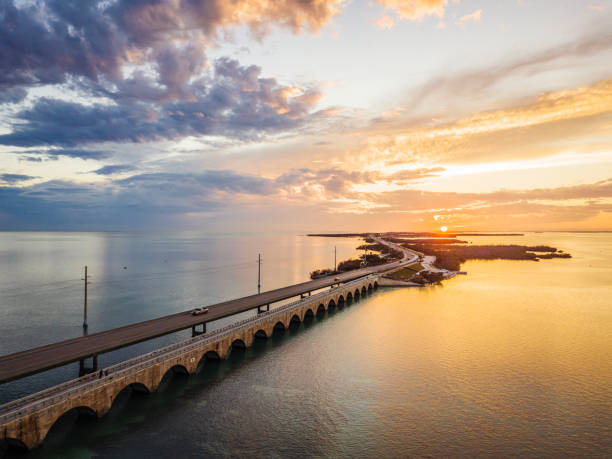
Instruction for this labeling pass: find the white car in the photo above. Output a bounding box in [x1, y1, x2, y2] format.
[192, 307, 209, 315]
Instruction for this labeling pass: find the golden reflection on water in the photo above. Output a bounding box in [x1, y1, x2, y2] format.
[339, 232, 611, 455]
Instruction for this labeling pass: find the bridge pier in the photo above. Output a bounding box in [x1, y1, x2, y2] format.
[192, 323, 206, 337]
[78, 355, 98, 377]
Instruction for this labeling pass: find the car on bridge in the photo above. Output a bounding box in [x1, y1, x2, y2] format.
[192, 307, 209, 315]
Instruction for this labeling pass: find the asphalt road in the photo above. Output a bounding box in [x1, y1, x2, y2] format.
[0, 239, 416, 384]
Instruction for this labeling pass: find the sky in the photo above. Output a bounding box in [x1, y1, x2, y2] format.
[1, 0, 612, 232]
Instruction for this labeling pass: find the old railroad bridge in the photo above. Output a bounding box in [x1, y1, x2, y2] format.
[0, 237, 416, 450]
[1, 274, 385, 450]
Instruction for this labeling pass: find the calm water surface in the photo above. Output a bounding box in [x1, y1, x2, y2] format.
[1, 232, 611, 457]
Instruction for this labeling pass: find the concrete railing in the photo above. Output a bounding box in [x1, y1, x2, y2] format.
[0, 275, 377, 424]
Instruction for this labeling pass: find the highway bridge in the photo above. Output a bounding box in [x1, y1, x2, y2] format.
[0, 237, 417, 450]
[1, 274, 382, 450]
[0, 237, 415, 385]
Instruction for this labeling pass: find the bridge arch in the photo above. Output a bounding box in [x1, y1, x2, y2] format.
[304, 308, 314, 318]
[273, 321, 286, 333]
[337, 295, 345, 307]
[327, 299, 336, 309]
[346, 291, 353, 302]
[368, 283, 373, 291]
[231, 338, 247, 349]
[42, 405, 98, 448]
[156, 364, 189, 390]
[107, 382, 151, 415]
[361, 286, 367, 295]
[195, 349, 223, 372]
[254, 329, 268, 339]
[316, 303, 326, 314]
[374, 280, 378, 289]
[204, 350, 221, 361]
[290, 314, 301, 324]
[354, 289, 360, 299]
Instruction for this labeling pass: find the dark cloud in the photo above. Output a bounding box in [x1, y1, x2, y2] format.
[0, 58, 322, 147]
[18, 156, 43, 163]
[0, 168, 277, 229]
[50, 149, 112, 160]
[0, 0, 123, 88]
[0, 1, 334, 148]
[0, 87, 27, 104]
[10, 148, 111, 160]
[92, 164, 135, 175]
[0, 173, 37, 183]
[117, 170, 276, 196]
[0, 0, 340, 94]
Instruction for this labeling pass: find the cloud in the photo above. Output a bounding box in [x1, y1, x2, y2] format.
[50, 149, 113, 160]
[92, 165, 135, 175]
[455, 9, 482, 27]
[18, 156, 45, 163]
[7, 148, 112, 160]
[0, 173, 37, 184]
[2, 170, 611, 230]
[0, 0, 336, 151]
[375, 0, 455, 22]
[0, 169, 276, 229]
[0, 87, 27, 104]
[357, 78, 612, 168]
[0, 0, 343, 93]
[387, 167, 445, 181]
[0, 58, 324, 147]
[407, 28, 612, 112]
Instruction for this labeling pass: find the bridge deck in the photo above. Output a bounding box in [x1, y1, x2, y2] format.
[0, 253, 412, 384]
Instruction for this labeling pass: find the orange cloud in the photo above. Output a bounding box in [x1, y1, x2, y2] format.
[375, 0, 457, 22]
[455, 8, 482, 26]
[356, 78, 612, 167]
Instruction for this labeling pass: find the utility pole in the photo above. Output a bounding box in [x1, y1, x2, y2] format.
[81, 266, 89, 330]
[257, 253, 261, 294]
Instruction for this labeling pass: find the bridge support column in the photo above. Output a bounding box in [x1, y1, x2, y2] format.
[78, 355, 98, 376]
[192, 323, 206, 337]
[257, 304, 270, 314]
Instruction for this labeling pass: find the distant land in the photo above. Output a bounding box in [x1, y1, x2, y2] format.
[308, 232, 571, 278]
[307, 232, 525, 238]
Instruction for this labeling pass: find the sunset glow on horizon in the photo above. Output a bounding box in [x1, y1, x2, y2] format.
[1, 0, 612, 231]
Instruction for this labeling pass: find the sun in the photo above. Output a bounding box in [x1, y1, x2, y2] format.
[440, 226, 448, 233]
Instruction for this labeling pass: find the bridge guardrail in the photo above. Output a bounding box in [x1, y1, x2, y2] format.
[0, 275, 378, 424]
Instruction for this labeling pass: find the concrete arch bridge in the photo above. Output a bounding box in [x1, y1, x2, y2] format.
[0, 275, 379, 450]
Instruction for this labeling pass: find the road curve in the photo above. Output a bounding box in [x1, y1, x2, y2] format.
[0, 238, 417, 384]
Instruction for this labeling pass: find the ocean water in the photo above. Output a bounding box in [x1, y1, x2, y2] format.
[1, 232, 611, 457]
